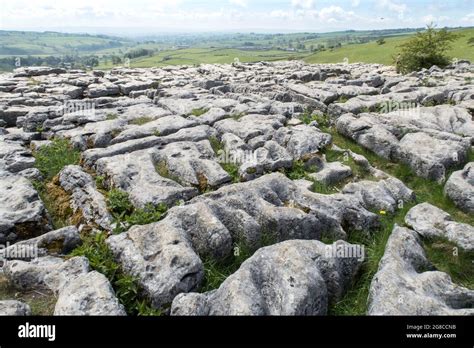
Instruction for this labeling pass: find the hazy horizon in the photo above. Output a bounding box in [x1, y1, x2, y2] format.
[1, 0, 473, 35]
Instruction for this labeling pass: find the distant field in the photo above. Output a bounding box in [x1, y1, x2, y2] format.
[304, 28, 474, 65]
[0, 31, 129, 56]
[101, 28, 474, 69]
[99, 47, 306, 69]
[0, 27, 473, 71]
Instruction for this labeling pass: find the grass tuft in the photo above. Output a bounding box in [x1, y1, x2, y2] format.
[423, 237, 473, 289]
[200, 232, 277, 293]
[129, 116, 154, 125]
[70, 233, 162, 315]
[33, 138, 80, 181]
[189, 108, 209, 117]
[106, 189, 168, 233]
[330, 205, 413, 315]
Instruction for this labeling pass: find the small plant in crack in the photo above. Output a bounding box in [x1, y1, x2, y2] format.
[189, 108, 209, 117]
[199, 231, 278, 293]
[33, 138, 80, 181]
[106, 189, 168, 233]
[70, 232, 162, 315]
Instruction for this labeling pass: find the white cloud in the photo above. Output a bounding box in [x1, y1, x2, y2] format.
[291, 0, 315, 10]
[318, 6, 350, 21]
[0, 0, 469, 33]
[269, 10, 291, 19]
[379, 0, 407, 19]
[351, 0, 360, 7]
[421, 14, 450, 24]
[229, 0, 248, 8]
[269, 4, 355, 24]
[461, 13, 474, 23]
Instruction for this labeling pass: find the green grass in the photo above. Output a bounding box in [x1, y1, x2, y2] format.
[31, 138, 81, 229]
[106, 189, 168, 233]
[154, 160, 181, 183]
[423, 237, 474, 290]
[231, 112, 246, 120]
[200, 241, 253, 293]
[70, 233, 162, 315]
[0, 30, 130, 56]
[304, 28, 474, 65]
[330, 205, 413, 315]
[121, 47, 307, 69]
[200, 231, 278, 293]
[106, 113, 118, 120]
[325, 122, 474, 315]
[207, 136, 241, 183]
[33, 138, 81, 181]
[299, 110, 332, 129]
[221, 163, 241, 183]
[323, 148, 374, 182]
[284, 160, 309, 180]
[129, 116, 154, 125]
[0, 275, 56, 315]
[325, 126, 474, 225]
[189, 108, 209, 117]
[310, 181, 339, 194]
[209, 136, 223, 154]
[2, 27, 472, 71]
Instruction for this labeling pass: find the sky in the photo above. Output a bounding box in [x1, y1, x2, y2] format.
[0, 0, 473, 34]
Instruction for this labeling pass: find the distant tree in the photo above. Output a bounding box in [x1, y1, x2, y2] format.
[84, 56, 99, 67]
[395, 24, 460, 73]
[468, 37, 474, 46]
[111, 55, 122, 64]
[376, 38, 386, 45]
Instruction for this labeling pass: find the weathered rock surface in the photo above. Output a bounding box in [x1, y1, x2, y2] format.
[336, 113, 472, 181]
[0, 226, 80, 260]
[444, 162, 474, 214]
[171, 239, 363, 315]
[0, 172, 51, 243]
[3, 256, 89, 292]
[58, 165, 113, 231]
[106, 222, 204, 309]
[3, 250, 124, 316]
[153, 140, 232, 189]
[368, 225, 474, 315]
[405, 203, 474, 251]
[107, 173, 412, 309]
[95, 148, 198, 208]
[54, 271, 126, 316]
[0, 300, 31, 316]
[0, 60, 473, 316]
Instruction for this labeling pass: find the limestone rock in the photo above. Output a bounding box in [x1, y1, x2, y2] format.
[368, 225, 474, 315]
[0, 300, 31, 316]
[0, 173, 50, 244]
[171, 240, 363, 315]
[54, 271, 126, 316]
[405, 203, 474, 251]
[444, 162, 474, 213]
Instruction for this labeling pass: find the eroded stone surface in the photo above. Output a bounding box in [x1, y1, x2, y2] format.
[0, 61, 473, 316]
[405, 203, 474, 251]
[368, 225, 474, 315]
[444, 162, 474, 214]
[171, 239, 363, 316]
